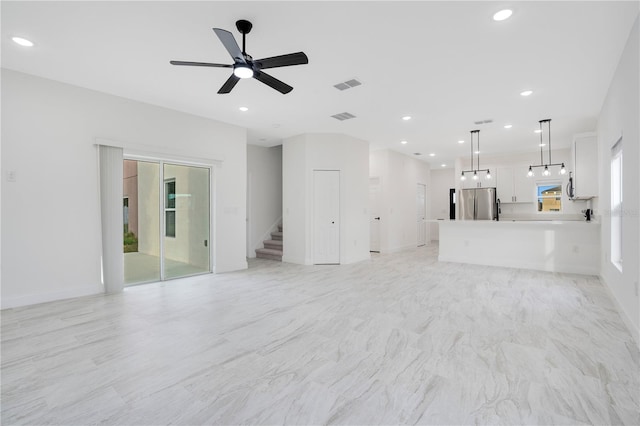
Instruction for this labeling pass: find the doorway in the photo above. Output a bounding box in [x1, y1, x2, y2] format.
[417, 183, 426, 246]
[369, 177, 381, 252]
[123, 159, 212, 285]
[313, 170, 340, 264]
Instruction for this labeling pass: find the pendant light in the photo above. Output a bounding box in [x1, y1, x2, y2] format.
[527, 119, 566, 177]
[460, 130, 491, 181]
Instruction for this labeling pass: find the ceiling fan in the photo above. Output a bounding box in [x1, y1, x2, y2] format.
[170, 20, 308, 95]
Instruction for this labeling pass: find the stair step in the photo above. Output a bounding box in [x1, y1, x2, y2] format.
[255, 248, 283, 261]
[271, 231, 283, 241]
[263, 239, 283, 250]
[278, 224, 283, 232]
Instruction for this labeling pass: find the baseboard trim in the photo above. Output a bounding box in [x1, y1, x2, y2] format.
[215, 260, 248, 273]
[1, 284, 104, 310]
[599, 274, 640, 349]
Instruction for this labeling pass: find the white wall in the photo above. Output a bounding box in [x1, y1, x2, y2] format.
[1, 69, 247, 308]
[282, 133, 370, 265]
[429, 168, 455, 240]
[370, 150, 431, 253]
[597, 17, 639, 344]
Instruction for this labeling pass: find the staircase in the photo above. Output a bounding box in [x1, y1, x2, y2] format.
[255, 224, 283, 261]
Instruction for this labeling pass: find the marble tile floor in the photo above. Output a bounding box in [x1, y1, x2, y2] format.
[2, 245, 639, 425]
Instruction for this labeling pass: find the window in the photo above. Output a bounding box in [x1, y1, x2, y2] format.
[536, 183, 562, 212]
[165, 179, 176, 237]
[611, 139, 622, 271]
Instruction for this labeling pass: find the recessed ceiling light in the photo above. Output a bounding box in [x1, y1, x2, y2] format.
[539, 143, 546, 147]
[12, 36, 34, 47]
[401, 140, 408, 145]
[429, 153, 435, 157]
[534, 129, 542, 133]
[458, 140, 465, 144]
[475, 151, 481, 154]
[441, 164, 446, 167]
[504, 124, 513, 129]
[239, 106, 249, 112]
[493, 9, 513, 21]
[402, 116, 411, 121]
[520, 90, 533, 97]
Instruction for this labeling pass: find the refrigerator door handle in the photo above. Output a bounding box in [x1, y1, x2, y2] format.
[474, 190, 477, 220]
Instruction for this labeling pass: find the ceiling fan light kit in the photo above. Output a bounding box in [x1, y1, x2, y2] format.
[233, 65, 253, 79]
[170, 19, 308, 94]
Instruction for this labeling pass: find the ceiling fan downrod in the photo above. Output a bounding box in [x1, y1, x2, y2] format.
[236, 19, 253, 55]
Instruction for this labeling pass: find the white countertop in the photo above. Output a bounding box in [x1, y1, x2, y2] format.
[434, 219, 599, 226]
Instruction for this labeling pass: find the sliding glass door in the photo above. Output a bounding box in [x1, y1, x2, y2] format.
[163, 163, 210, 279]
[123, 160, 161, 284]
[123, 159, 211, 285]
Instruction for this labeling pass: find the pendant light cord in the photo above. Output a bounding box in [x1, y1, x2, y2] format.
[470, 130, 474, 171]
[539, 120, 544, 165]
[547, 119, 552, 164]
[477, 131, 480, 170]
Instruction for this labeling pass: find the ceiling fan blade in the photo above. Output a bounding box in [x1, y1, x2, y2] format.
[170, 60, 232, 68]
[255, 52, 309, 70]
[253, 70, 293, 94]
[213, 28, 245, 63]
[218, 74, 240, 94]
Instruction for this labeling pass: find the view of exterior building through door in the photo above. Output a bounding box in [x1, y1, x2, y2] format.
[417, 183, 426, 246]
[313, 170, 340, 264]
[123, 159, 211, 285]
[369, 177, 381, 252]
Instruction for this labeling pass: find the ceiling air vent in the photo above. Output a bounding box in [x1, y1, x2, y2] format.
[331, 112, 356, 121]
[474, 119, 494, 125]
[333, 78, 362, 91]
[413, 152, 422, 156]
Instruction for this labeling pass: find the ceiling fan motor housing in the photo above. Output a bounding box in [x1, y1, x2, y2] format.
[236, 20, 253, 34]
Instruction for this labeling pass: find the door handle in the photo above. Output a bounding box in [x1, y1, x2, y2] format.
[331, 221, 335, 224]
[374, 217, 380, 220]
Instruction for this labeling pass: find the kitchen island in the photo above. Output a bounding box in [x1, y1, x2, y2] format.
[437, 220, 600, 275]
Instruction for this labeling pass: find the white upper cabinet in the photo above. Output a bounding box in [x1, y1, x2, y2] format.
[497, 166, 534, 203]
[572, 133, 598, 199]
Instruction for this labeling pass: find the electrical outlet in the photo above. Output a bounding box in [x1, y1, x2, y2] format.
[572, 245, 579, 254]
[7, 170, 16, 182]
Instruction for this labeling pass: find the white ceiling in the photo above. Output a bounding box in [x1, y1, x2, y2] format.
[2, 1, 638, 167]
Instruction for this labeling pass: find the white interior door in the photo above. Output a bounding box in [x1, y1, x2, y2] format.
[313, 170, 340, 264]
[369, 177, 381, 252]
[417, 183, 426, 246]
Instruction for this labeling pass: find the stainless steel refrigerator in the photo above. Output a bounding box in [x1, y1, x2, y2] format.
[458, 187, 497, 220]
